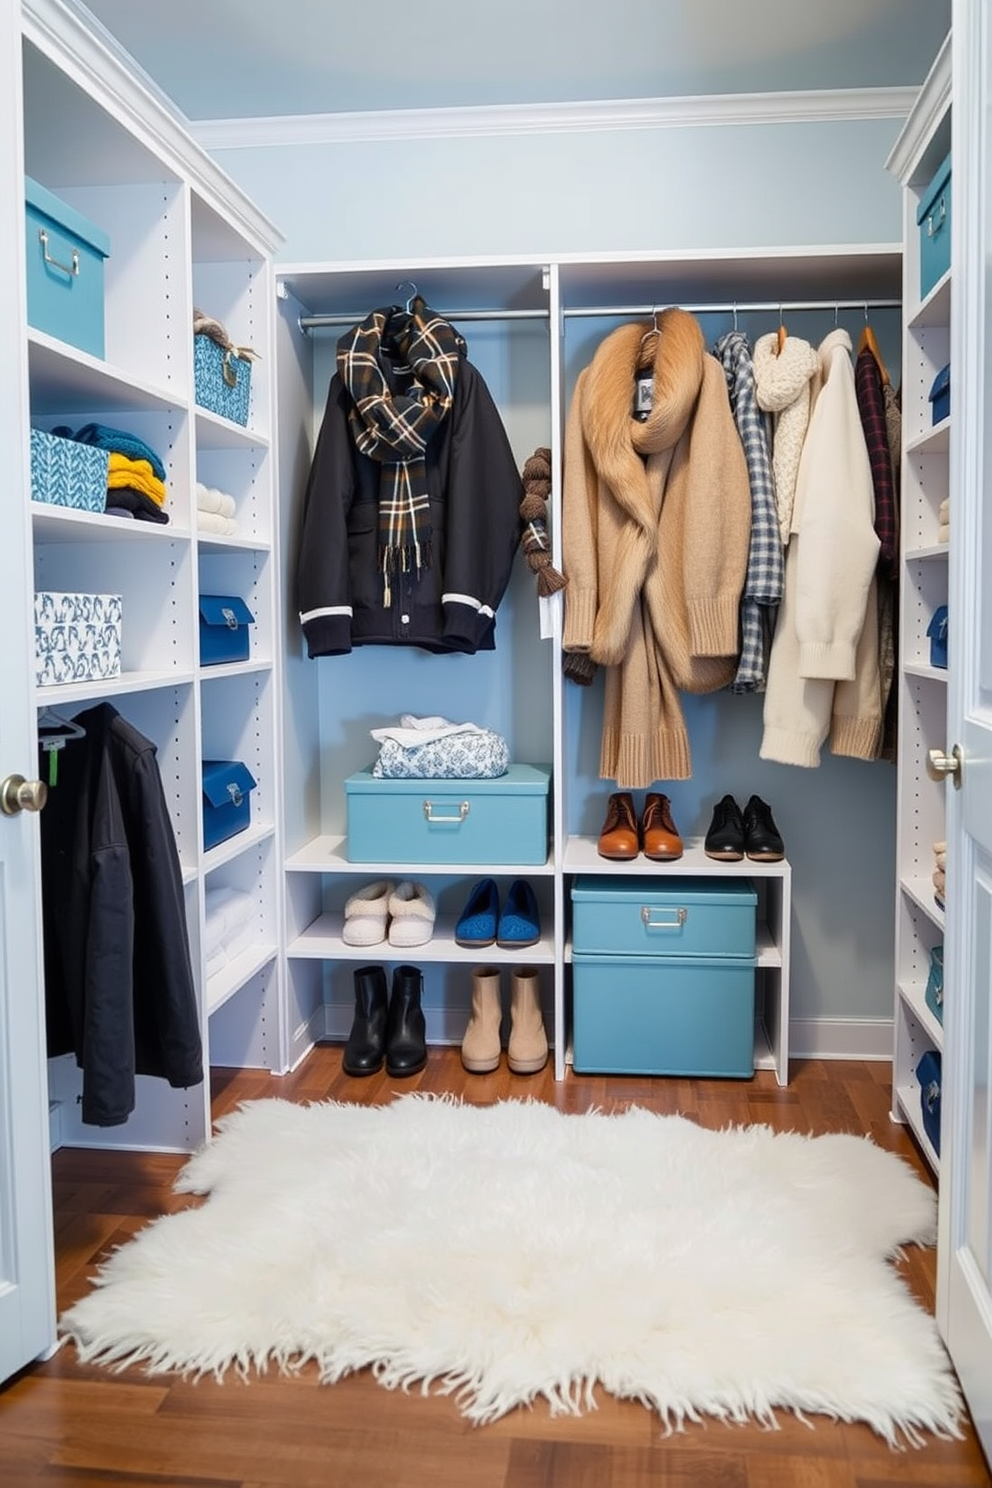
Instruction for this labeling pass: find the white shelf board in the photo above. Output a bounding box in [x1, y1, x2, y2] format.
[908, 270, 951, 329]
[288, 912, 554, 964]
[904, 662, 948, 682]
[28, 330, 183, 415]
[195, 533, 272, 555]
[897, 978, 944, 1048]
[203, 820, 275, 872]
[907, 417, 950, 455]
[905, 543, 950, 562]
[206, 942, 278, 1015]
[32, 503, 191, 544]
[563, 836, 790, 878]
[901, 876, 945, 930]
[198, 658, 273, 683]
[33, 667, 194, 709]
[194, 406, 270, 450]
[284, 833, 555, 877]
[893, 1083, 940, 1175]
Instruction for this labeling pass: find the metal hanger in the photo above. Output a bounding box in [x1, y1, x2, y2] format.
[395, 279, 418, 313]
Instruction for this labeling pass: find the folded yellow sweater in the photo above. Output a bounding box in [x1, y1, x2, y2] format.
[107, 452, 167, 506]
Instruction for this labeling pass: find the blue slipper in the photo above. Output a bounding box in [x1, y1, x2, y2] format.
[496, 878, 541, 949]
[454, 878, 499, 947]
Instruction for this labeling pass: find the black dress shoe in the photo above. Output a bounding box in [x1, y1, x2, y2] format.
[743, 795, 785, 862]
[704, 794, 745, 861]
[386, 965, 428, 1077]
[343, 965, 388, 1076]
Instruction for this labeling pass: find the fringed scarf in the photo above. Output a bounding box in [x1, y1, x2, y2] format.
[338, 302, 462, 605]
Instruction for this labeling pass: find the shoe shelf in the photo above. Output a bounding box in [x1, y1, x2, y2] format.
[562, 835, 789, 878]
[284, 834, 556, 877]
[286, 911, 555, 965]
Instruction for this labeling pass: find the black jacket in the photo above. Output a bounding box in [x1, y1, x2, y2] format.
[40, 703, 202, 1126]
[297, 353, 523, 657]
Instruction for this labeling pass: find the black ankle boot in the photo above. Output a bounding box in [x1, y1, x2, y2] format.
[343, 965, 388, 1076]
[386, 965, 427, 1077]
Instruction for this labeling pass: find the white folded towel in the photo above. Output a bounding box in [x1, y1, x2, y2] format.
[204, 887, 254, 957]
[197, 510, 238, 536]
[196, 484, 237, 518]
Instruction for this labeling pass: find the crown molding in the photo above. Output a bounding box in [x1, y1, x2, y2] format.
[23, 0, 283, 252]
[885, 31, 951, 182]
[191, 86, 919, 152]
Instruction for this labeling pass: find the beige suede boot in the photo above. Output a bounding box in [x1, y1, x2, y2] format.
[508, 966, 548, 1074]
[460, 965, 502, 1073]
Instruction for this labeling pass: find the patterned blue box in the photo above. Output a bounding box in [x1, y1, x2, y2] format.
[30, 428, 108, 512]
[194, 334, 252, 426]
[34, 591, 122, 687]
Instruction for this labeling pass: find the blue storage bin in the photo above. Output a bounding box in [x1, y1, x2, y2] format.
[927, 605, 948, 669]
[24, 176, 110, 359]
[194, 334, 252, 426]
[570, 876, 757, 1078]
[199, 594, 255, 665]
[929, 363, 950, 425]
[924, 944, 944, 1026]
[343, 763, 550, 865]
[916, 1050, 942, 1156]
[917, 152, 951, 300]
[30, 427, 108, 512]
[202, 759, 257, 851]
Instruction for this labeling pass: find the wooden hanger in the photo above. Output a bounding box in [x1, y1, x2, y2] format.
[776, 316, 787, 355]
[858, 317, 890, 385]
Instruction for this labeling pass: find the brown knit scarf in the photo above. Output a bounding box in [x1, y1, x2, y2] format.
[519, 447, 567, 597]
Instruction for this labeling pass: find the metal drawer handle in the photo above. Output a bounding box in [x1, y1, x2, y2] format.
[641, 906, 688, 929]
[38, 228, 79, 277]
[221, 606, 238, 629]
[927, 197, 947, 237]
[226, 783, 244, 807]
[423, 799, 470, 823]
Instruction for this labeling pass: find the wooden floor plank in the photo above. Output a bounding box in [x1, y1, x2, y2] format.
[0, 1046, 988, 1488]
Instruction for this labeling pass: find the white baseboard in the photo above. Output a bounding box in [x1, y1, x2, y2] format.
[788, 1017, 893, 1062]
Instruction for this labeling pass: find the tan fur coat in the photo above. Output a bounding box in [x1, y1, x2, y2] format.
[562, 309, 752, 787]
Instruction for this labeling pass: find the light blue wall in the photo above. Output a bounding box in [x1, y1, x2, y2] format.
[211, 116, 905, 264]
[215, 112, 904, 1043]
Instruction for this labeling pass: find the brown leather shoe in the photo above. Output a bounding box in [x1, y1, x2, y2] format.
[597, 791, 639, 860]
[641, 792, 683, 861]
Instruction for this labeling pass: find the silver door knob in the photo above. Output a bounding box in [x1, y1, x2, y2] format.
[0, 774, 48, 815]
[927, 745, 963, 789]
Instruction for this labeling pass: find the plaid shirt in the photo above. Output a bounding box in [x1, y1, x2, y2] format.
[855, 348, 898, 579]
[714, 333, 784, 693]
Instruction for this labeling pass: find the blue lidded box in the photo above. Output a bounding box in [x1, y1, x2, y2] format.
[929, 363, 950, 425]
[916, 151, 951, 300]
[199, 595, 255, 665]
[344, 763, 550, 865]
[202, 759, 257, 851]
[24, 176, 110, 359]
[927, 605, 948, 669]
[570, 876, 758, 1078]
[916, 1049, 942, 1156]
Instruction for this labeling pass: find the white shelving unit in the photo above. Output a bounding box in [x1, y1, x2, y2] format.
[21, 0, 287, 1151]
[276, 249, 901, 1089]
[886, 35, 952, 1174]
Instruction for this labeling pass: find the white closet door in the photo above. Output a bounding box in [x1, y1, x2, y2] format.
[0, 0, 56, 1384]
[939, 1, 992, 1464]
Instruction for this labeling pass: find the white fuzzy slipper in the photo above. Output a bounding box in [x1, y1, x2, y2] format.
[387, 881, 436, 947]
[342, 879, 395, 946]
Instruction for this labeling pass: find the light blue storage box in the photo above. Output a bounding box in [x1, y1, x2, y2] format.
[570, 876, 757, 1078]
[194, 334, 252, 426]
[344, 763, 551, 865]
[30, 428, 108, 512]
[917, 152, 951, 300]
[24, 176, 110, 359]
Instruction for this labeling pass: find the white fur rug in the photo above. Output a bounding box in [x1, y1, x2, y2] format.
[60, 1095, 963, 1445]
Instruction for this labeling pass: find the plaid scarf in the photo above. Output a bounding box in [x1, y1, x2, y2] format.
[338, 302, 462, 605]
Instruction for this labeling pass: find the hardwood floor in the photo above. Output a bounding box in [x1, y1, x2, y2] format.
[1, 1047, 990, 1488]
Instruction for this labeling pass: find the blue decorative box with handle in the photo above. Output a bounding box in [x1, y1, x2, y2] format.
[193, 308, 258, 427]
